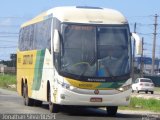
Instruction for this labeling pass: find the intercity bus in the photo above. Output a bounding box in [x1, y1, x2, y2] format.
[17, 6, 141, 116]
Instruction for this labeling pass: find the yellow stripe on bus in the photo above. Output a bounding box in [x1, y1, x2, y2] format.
[21, 12, 47, 28]
[65, 78, 113, 90]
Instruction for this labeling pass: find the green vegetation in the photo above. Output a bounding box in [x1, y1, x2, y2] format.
[0, 74, 16, 90]
[120, 97, 160, 112]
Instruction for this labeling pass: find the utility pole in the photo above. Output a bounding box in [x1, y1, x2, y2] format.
[140, 37, 144, 77]
[151, 14, 158, 75]
[132, 23, 136, 79]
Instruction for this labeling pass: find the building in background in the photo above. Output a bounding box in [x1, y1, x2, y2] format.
[134, 57, 160, 74]
[0, 64, 7, 74]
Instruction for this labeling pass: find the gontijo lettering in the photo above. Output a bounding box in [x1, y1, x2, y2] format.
[23, 54, 33, 64]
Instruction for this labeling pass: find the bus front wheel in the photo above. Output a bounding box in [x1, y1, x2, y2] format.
[106, 106, 118, 116]
[48, 88, 59, 113]
[23, 83, 34, 106]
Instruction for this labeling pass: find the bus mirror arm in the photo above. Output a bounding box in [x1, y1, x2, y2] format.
[131, 33, 142, 55]
[53, 29, 60, 53]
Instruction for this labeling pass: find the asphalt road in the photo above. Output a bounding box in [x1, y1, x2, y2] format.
[0, 88, 159, 120]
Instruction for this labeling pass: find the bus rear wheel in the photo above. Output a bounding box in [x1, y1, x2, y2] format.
[48, 88, 59, 113]
[23, 83, 34, 106]
[106, 106, 118, 116]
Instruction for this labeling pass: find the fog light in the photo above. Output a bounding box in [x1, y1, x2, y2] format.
[70, 86, 74, 90]
[118, 84, 131, 92]
[118, 88, 124, 91]
[60, 94, 65, 99]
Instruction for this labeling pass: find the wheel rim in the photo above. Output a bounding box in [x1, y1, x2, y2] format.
[107, 106, 118, 116]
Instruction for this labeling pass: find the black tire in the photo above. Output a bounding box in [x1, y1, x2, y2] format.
[48, 88, 59, 113]
[145, 91, 148, 94]
[132, 90, 134, 93]
[23, 83, 34, 106]
[106, 106, 118, 116]
[136, 88, 139, 93]
[34, 100, 42, 106]
[151, 91, 154, 94]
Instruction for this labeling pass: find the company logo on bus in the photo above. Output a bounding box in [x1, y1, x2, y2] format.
[23, 54, 33, 65]
[94, 89, 99, 94]
[88, 78, 105, 82]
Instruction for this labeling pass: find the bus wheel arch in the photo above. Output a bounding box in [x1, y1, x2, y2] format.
[25, 78, 27, 84]
[23, 78, 34, 106]
[47, 81, 50, 102]
[47, 81, 59, 113]
[21, 78, 24, 96]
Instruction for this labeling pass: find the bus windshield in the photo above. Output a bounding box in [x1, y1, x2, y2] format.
[60, 24, 131, 78]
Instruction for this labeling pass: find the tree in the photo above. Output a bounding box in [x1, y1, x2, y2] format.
[0, 53, 17, 67]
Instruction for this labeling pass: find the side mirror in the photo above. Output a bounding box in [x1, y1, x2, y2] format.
[53, 29, 60, 53]
[131, 33, 142, 55]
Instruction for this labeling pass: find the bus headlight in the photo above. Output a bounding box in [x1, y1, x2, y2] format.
[62, 82, 70, 89]
[118, 84, 131, 92]
[62, 83, 75, 90]
[57, 79, 74, 90]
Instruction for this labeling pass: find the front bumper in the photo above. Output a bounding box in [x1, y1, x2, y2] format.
[53, 87, 131, 106]
[138, 87, 154, 92]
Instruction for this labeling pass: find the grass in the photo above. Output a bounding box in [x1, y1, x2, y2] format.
[0, 74, 16, 90]
[120, 97, 160, 112]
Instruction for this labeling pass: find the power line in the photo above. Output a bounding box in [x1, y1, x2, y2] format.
[0, 25, 20, 27]
[0, 17, 31, 19]
[137, 32, 160, 35]
[0, 36, 18, 37]
[130, 23, 155, 26]
[0, 46, 17, 48]
[137, 32, 153, 36]
[0, 40, 18, 43]
[144, 42, 152, 44]
[127, 15, 154, 18]
[0, 32, 18, 34]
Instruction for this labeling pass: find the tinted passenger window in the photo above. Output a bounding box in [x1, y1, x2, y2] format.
[19, 19, 52, 51]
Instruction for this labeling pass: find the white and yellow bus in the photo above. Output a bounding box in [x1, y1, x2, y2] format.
[17, 6, 141, 116]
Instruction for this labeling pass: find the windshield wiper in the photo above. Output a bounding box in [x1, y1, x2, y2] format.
[75, 63, 91, 79]
[104, 66, 115, 79]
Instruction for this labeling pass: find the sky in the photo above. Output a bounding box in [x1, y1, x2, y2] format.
[0, 0, 160, 60]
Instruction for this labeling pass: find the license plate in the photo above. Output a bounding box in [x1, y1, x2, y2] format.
[145, 84, 149, 86]
[90, 97, 102, 102]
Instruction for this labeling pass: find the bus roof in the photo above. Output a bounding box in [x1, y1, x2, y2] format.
[21, 6, 128, 28]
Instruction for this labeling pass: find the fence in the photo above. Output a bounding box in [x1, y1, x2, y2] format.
[1, 67, 16, 74]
